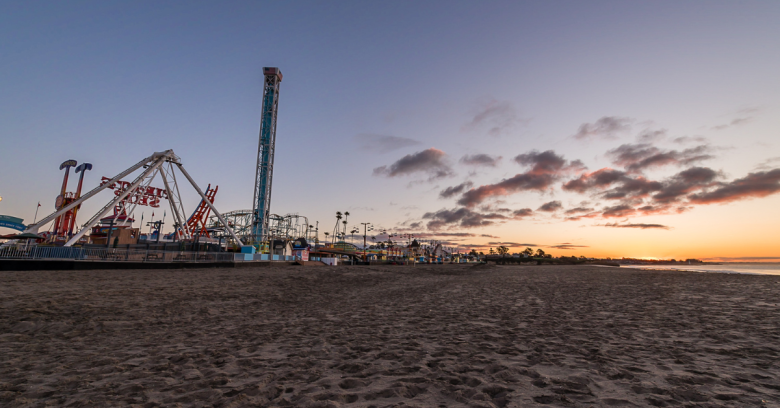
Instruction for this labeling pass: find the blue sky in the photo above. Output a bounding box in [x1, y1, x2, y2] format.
[1, 1, 779, 258]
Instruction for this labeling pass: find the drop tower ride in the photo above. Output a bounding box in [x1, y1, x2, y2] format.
[251, 67, 282, 245]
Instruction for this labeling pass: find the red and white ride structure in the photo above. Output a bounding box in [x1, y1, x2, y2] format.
[25, 150, 242, 247]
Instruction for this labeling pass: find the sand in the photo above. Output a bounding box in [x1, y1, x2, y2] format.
[1, 264, 780, 407]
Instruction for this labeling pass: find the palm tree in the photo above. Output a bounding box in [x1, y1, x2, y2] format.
[333, 212, 342, 244]
[343, 211, 350, 237]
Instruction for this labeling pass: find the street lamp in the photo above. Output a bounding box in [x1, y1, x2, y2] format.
[361, 222, 373, 262]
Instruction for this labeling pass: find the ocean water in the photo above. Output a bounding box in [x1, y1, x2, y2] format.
[623, 263, 780, 275]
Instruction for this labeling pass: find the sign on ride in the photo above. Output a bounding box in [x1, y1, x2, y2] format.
[99, 177, 169, 208]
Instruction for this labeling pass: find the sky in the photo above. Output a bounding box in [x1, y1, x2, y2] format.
[1, 1, 779, 261]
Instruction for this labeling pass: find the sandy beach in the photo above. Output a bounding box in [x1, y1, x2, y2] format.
[1, 264, 780, 407]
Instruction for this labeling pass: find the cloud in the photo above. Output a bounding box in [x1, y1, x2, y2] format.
[547, 244, 589, 250]
[355, 134, 421, 153]
[563, 168, 627, 193]
[562, 168, 663, 200]
[573, 116, 632, 141]
[601, 204, 637, 218]
[756, 157, 780, 170]
[606, 143, 714, 173]
[688, 168, 780, 204]
[672, 136, 708, 144]
[423, 208, 508, 230]
[488, 242, 536, 247]
[537, 200, 562, 212]
[652, 167, 720, 203]
[439, 181, 474, 199]
[457, 150, 584, 207]
[712, 116, 754, 131]
[460, 154, 502, 167]
[512, 208, 534, 218]
[373, 148, 454, 181]
[598, 222, 671, 230]
[513, 150, 586, 174]
[463, 99, 521, 136]
[637, 129, 667, 143]
[564, 206, 594, 215]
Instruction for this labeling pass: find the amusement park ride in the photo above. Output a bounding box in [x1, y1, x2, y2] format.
[23, 150, 241, 247]
[6, 66, 317, 252]
[251, 67, 282, 245]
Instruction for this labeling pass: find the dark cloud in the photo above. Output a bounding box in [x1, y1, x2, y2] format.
[487, 242, 536, 247]
[439, 181, 474, 199]
[537, 200, 562, 212]
[547, 244, 589, 250]
[601, 177, 664, 200]
[460, 154, 502, 167]
[573, 116, 632, 141]
[393, 232, 484, 238]
[355, 134, 421, 153]
[652, 167, 720, 203]
[564, 211, 600, 222]
[463, 99, 521, 136]
[637, 129, 667, 143]
[688, 169, 780, 204]
[563, 168, 627, 193]
[564, 206, 595, 215]
[480, 234, 500, 238]
[458, 150, 584, 207]
[607, 143, 714, 173]
[563, 168, 662, 200]
[599, 222, 671, 230]
[408, 222, 422, 229]
[672, 136, 708, 144]
[512, 208, 533, 218]
[601, 204, 637, 218]
[513, 150, 586, 174]
[373, 148, 454, 181]
[422, 208, 507, 230]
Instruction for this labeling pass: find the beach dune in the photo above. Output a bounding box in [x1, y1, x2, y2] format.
[1, 265, 779, 407]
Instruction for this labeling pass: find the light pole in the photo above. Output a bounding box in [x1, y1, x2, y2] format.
[361, 222, 372, 262]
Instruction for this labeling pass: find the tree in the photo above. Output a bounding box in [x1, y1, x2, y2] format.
[535, 248, 546, 258]
[497, 246, 509, 263]
[333, 212, 342, 244]
[523, 247, 534, 257]
[469, 249, 479, 259]
[489, 247, 495, 255]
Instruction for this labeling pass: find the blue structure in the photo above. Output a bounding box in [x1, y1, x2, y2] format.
[251, 67, 282, 244]
[0, 215, 26, 232]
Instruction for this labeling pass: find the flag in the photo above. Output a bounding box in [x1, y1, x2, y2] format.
[37, 202, 41, 207]
[152, 212, 154, 217]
